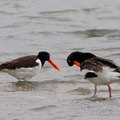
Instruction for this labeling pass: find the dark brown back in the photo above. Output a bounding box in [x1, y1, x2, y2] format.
[81, 57, 120, 73]
[97, 57, 120, 72]
[0, 55, 38, 70]
[81, 58, 103, 72]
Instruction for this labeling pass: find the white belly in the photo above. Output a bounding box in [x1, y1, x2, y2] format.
[84, 67, 120, 85]
[2, 65, 41, 80]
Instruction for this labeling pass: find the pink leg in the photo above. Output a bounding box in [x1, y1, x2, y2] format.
[94, 85, 97, 97]
[108, 85, 112, 98]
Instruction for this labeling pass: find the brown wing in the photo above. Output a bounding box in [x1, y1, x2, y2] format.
[0, 55, 38, 70]
[97, 57, 118, 69]
[81, 58, 103, 72]
[97, 57, 120, 73]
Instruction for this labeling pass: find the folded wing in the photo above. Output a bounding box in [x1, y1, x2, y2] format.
[0, 55, 38, 70]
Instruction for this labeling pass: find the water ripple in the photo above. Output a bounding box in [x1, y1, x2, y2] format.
[31, 105, 57, 111]
[39, 9, 78, 15]
[59, 29, 120, 38]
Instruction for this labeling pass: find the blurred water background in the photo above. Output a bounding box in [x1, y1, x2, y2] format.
[0, 0, 120, 120]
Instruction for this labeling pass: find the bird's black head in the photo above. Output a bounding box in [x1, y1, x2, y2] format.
[67, 51, 96, 67]
[37, 51, 50, 66]
[37, 51, 61, 72]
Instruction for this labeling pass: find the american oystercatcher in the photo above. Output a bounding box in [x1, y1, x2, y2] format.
[0, 51, 61, 80]
[67, 51, 120, 97]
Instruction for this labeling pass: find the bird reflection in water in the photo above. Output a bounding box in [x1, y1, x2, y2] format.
[10, 81, 39, 91]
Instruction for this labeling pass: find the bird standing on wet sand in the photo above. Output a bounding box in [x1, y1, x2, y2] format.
[67, 51, 120, 98]
[0, 51, 61, 81]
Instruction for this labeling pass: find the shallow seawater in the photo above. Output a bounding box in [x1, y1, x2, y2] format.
[0, 0, 120, 120]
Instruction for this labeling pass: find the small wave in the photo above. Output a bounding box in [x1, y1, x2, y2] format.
[39, 9, 78, 15]
[86, 97, 107, 102]
[1, 79, 81, 92]
[9, 81, 39, 91]
[98, 16, 120, 20]
[39, 79, 80, 85]
[108, 53, 120, 57]
[59, 29, 120, 38]
[92, 47, 120, 52]
[82, 7, 100, 13]
[68, 87, 91, 95]
[107, 33, 120, 41]
[31, 105, 56, 111]
[29, 31, 56, 36]
[43, 16, 72, 22]
[0, 10, 16, 15]
[68, 47, 84, 51]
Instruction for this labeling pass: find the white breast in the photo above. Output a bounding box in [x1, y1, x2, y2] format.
[36, 59, 41, 65]
[2, 59, 42, 80]
[83, 67, 120, 85]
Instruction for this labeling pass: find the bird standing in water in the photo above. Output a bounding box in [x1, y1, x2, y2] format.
[67, 51, 120, 97]
[0, 51, 61, 81]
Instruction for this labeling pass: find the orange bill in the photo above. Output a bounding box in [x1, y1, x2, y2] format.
[73, 61, 81, 67]
[48, 59, 61, 72]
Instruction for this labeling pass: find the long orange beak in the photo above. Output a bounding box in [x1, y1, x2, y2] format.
[73, 61, 81, 67]
[48, 59, 61, 72]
